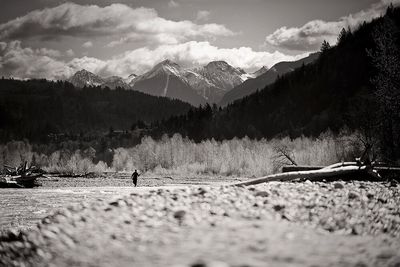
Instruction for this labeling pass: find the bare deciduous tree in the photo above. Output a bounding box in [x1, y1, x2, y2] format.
[272, 143, 297, 172]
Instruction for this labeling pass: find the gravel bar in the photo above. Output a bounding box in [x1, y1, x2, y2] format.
[1, 180, 400, 267]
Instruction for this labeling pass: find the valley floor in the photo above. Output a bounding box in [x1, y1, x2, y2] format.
[0, 178, 400, 267]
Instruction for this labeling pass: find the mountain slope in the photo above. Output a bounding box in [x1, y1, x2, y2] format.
[181, 70, 222, 103]
[183, 61, 247, 103]
[103, 76, 130, 89]
[131, 60, 206, 106]
[197, 61, 246, 91]
[251, 66, 269, 78]
[219, 53, 320, 106]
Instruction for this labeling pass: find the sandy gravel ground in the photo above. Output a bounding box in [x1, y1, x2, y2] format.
[0, 180, 400, 267]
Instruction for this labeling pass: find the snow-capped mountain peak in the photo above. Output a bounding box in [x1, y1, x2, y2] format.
[125, 73, 138, 84]
[68, 70, 129, 89]
[159, 59, 179, 66]
[67, 59, 259, 105]
[68, 69, 104, 88]
[197, 61, 247, 90]
[138, 59, 183, 81]
[204, 61, 237, 73]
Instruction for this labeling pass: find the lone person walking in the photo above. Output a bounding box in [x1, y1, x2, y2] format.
[131, 169, 140, 187]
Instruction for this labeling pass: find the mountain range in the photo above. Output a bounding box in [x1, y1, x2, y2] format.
[69, 70, 130, 90]
[68, 55, 319, 106]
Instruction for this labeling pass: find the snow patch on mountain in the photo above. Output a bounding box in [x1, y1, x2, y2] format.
[125, 74, 138, 84]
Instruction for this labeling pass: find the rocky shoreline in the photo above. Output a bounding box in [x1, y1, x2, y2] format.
[1, 180, 400, 267]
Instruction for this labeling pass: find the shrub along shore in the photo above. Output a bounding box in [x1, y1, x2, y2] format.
[0, 131, 365, 177]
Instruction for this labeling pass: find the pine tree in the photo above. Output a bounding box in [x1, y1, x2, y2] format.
[337, 28, 348, 44]
[320, 40, 331, 53]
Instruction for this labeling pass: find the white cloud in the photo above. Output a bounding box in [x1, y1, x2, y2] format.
[101, 41, 308, 77]
[0, 41, 73, 80]
[196, 10, 211, 21]
[0, 40, 306, 80]
[68, 56, 107, 74]
[82, 41, 93, 48]
[265, 0, 400, 51]
[266, 20, 342, 51]
[0, 3, 234, 48]
[168, 0, 179, 8]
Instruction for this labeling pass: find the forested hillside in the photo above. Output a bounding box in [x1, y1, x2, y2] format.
[0, 79, 191, 142]
[218, 52, 320, 107]
[153, 6, 400, 159]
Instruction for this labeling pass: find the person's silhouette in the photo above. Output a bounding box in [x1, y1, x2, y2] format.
[131, 169, 140, 187]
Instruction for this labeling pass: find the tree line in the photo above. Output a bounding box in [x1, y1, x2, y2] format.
[0, 79, 191, 143]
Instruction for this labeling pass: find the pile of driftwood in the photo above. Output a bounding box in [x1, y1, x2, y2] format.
[235, 146, 400, 187]
[0, 162, 43, 188]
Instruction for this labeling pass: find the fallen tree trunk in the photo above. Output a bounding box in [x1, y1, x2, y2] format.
[282, 163, 400, 176]
[282, 166, 324, 172]
[282, 162, 361, 172]
[322, 162, 359, 169]
[233, 165, 380, 187]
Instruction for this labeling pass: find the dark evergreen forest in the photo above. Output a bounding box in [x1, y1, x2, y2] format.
[0, 79, 191, 142]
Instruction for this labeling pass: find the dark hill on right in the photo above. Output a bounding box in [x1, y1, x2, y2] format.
[218, 52, 320, 107]
[211, 6, 400, 140]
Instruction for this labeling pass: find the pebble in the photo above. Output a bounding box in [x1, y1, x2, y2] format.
[173, 210, 186, 221]
[254, 191, 269, 197]
[273, 204, 285, 212]
[333, 182, 344, 189]
[348, 191, 360, 199]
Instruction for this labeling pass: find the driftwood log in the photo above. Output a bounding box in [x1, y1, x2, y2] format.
[233, 165, 381, 187]
[282, 163, 400, 174]
[282, 166, 324, 172]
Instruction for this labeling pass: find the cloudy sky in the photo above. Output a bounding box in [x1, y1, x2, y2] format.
[0, 0, 397, 79]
